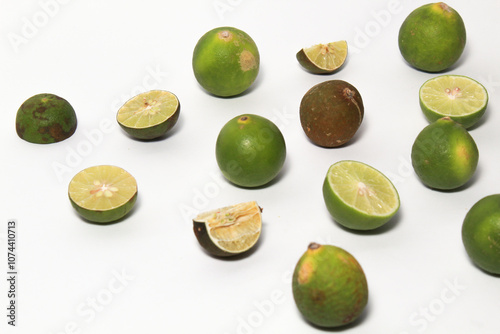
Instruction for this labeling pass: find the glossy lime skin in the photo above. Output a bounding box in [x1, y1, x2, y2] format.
[462, 194, 500, 274]
[292, 243, 368, 328]
[16, 93, 77, 144]
[398, 3, 466, 72]
[216, 114, 286, 188]
[411, 117, 478, 190]
[192, 26, 260, 97]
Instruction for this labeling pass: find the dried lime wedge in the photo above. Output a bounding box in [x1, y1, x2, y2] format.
[419, 75, 488, 129]
[68, 165, 138, 223]
[193, 201, 262, 257]
[117, 90, 180, 140]
[296, 41, 347, 74]
[323, 160, 400, 230]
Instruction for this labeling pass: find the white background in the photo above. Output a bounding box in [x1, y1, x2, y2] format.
[1, 0, 499, 333]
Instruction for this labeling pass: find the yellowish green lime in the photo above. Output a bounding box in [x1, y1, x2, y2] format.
[296, 41, 347, 74]
[193, 201, 262, 257]
[68, 165, 138, 223]
[419, 75, 488, 129]
[117, 90, 180, 140]
[323, 160, 400, 230]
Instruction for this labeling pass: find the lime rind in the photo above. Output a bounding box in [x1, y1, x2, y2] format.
[419, 75, 488, 128]
[323, 160, 400, 230]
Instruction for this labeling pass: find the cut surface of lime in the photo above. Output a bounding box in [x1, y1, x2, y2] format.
[193, 201, 262, 257]
[323, 160, 400, 230]
[297, 40, 347, 74]
[68, 165, 138, 223]
[117, 90, 180, 140]
[419, 75, 488, 129]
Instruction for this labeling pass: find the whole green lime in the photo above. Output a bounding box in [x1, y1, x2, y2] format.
[398, 2, 466, 72]
[292, 243, 368, 328]
[215, 114, 286, 188]
[411, 117, 478, 190]
[192, 26, 260, 97]
[16, 93, 77, 144]
[462, 194, 500, 275]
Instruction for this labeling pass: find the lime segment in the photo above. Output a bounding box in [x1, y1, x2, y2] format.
[323, 160, 400, 230]
[419, 75, 488, 128]
[68, 165, 138, 223]
[297, 40, 347, 74]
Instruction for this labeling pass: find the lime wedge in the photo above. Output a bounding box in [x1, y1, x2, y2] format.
[419, 75, 488, 129]
[193, 201, 262, 257]
[117, 90, 180, 140]
[68, 165, 138, 223]
[323, 160, 400, 230]
[296, 40, 348, 74]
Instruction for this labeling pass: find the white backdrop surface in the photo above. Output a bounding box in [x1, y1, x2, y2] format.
[1, 1, 499, 333]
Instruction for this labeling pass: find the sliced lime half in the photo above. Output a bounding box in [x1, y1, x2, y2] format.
[117, 90, 180, 140]
[296, 40, 348, 74]
[323, 160, 400, 230]
[68, 165, 138, 223]
[419, 75, 488, 129]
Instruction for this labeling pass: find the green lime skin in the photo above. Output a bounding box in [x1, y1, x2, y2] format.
[462, 194, 500, 275]
[16, 93, 77, 144]
[69, 192, 137, 224]
[292, 243, 368, 328]
[216, 114, 286, 188]
[398, 3, 466, 72]
[411, 117, 478, 190]
[192, 26, 260, 97]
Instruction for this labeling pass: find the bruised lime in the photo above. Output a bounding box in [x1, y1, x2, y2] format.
[215, 114, 286, 188]
[300, 80, 364, 147]
[193, 201, 262, 257]
[68, 165, 138, 223]
[398, 2, 466, 72]
[462, 194, 500, 275]
[292, 243, 368, 328]
[411, 117, 478, 190]
[192, 26, 260, 97]
[16, 93, 77, 144]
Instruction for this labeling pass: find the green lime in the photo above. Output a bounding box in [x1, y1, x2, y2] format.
[16, 93, 77, 144]
[398, 2, 466, 72]
[419, 75, 488, 129]
[192, 26, 260, 97]
[296, 40, 348, 74]
[193, 201, 262, 257]
[411, 117, 479, 190]
[462, 194, 500, 275]
[116, 90, 180, 140]
[292, 243, 368, 328]
[216, 114, 286, 188]
[68, 165, 138, 223]
[322, 160, 400, 230]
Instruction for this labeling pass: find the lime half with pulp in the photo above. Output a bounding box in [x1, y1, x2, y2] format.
[419, 75, 488, 129]
[323, 160, 400, 230]
[117, 90, 180, 140]
[296, 40, 347, 74]
[68, 165, 138, 223]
